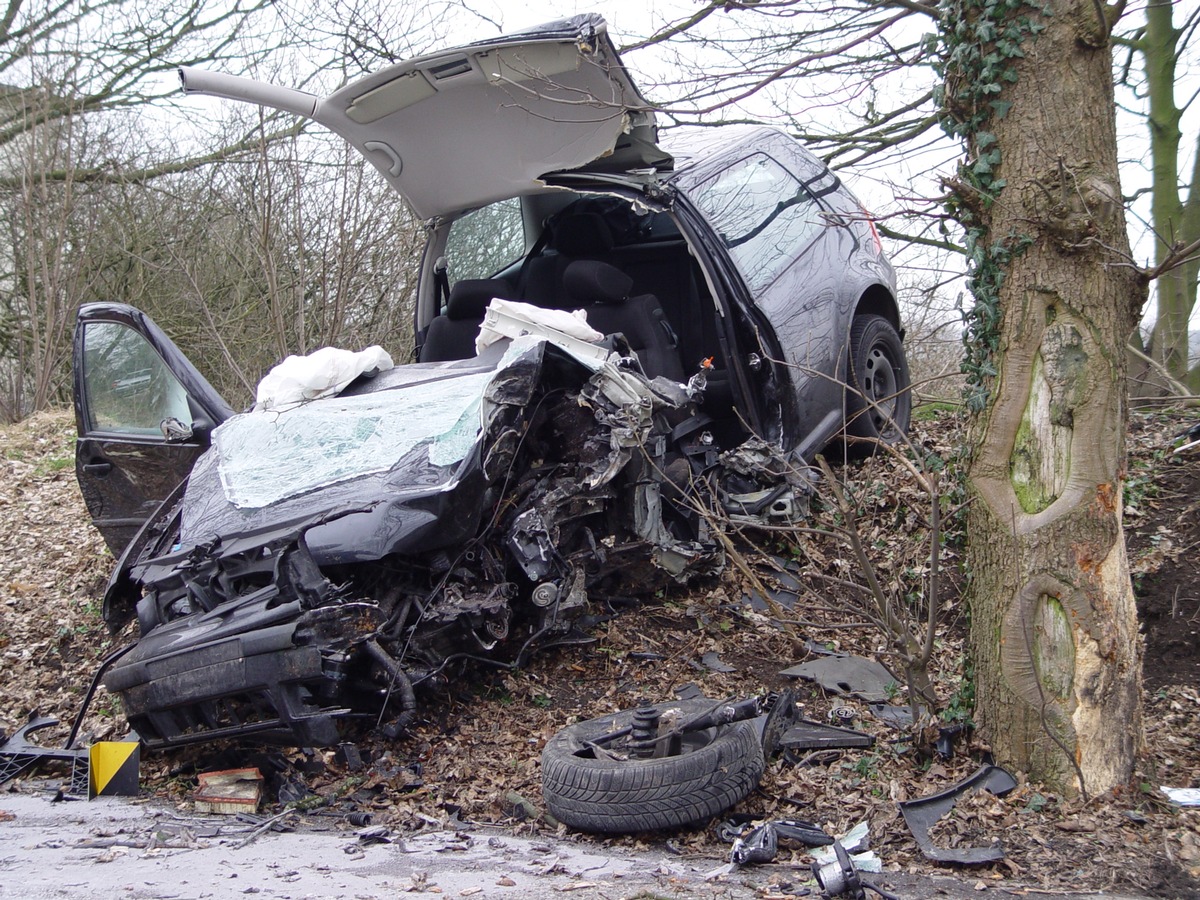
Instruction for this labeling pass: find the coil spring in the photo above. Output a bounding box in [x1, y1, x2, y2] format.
[630, 707, 660, 760]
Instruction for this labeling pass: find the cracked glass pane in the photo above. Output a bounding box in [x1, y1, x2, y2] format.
[214, 370, 492, 509]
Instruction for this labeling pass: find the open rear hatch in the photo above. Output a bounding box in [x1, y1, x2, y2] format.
[179, 14, 671, 219]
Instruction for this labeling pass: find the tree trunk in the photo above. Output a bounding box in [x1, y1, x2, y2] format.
[956, 0, 1145, 795]
[1142, 0, 1199, 392]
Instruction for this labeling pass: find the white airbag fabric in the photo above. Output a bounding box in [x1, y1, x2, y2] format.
[254, 345, 395, 412]
[476, 299, 602, 354]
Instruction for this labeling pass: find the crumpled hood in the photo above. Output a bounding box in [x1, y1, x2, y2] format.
[178, 346, 520, 557]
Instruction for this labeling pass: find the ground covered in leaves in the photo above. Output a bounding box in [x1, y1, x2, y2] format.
[2, 407, 1198, 898]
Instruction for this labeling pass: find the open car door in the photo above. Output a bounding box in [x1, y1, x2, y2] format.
[73, 303, 235, 556]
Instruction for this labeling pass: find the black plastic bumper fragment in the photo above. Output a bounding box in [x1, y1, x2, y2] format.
[106, 620, 350, 748]
[898, 763, 1018, 864]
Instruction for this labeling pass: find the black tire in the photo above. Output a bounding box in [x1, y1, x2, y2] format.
[541, 700, 765, 833]
[845, 313, 911, 448]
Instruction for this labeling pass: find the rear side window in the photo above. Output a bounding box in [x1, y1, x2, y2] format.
[82, 322, 191, 435]
[690, 153, 823, 292]
[444, 197, 525, 283]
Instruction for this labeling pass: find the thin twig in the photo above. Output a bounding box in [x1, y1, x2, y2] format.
[232, 809, 296, 850]
[1126, 343, 1198, 405]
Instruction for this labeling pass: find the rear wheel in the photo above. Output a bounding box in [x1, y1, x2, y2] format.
[541, 699, 765, 833]
[845, 314, 911, 449]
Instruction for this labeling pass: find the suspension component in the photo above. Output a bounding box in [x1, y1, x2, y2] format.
[630, 707, 660, 759]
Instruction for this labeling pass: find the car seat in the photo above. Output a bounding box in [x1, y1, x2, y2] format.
[520, 213, 616, 308]
[419, 278, 511, 362]
[563, 260, 684, 383]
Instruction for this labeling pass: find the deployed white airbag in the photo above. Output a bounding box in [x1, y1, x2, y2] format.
[476, 299, 603, 355]
[254, 345, 395, 411]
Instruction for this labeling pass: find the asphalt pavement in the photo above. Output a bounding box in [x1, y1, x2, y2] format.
[0, 779, 1149, 900]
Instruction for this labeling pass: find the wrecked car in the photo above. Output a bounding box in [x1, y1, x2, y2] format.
[72, 15, 909, 750]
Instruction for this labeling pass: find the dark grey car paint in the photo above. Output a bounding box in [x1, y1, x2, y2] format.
[73, 304, 234, 555]
[68, 16, 905, 752]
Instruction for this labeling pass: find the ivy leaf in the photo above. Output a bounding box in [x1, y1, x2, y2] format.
[989, 100, 1013, 119]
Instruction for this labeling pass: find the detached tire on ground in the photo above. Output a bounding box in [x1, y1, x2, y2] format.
[845, 313, 911, 448]
[541, 700, 766, 833]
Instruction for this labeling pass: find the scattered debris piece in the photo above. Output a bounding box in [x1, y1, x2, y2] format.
[730, 825, 776, 867]
[722, 817, 834, 866]
[757, 688, 801, 756]
[898, 764, 1017, 864]
[699, 651, 736, 673]
[777, 719, 874, 752]
[779, 656, 899, 703]
[867, 704, 916, 729]
[0, 715, 90, 794]
[804, 640, 846, 657]
[738, 556, 804, 612]
[1160, 787, 1200, 806]
[336, 743, 365, 772]
[356, 825, 394, 845]
[674, 683, 705, 700]
[933, 723, 966, 759]
[811, 840, 897, 899]
[194, 768, 264, 815]
[766, 555, 803, 591]
[829, 706, 857, 726]
[825, 821, 870, 856]
[275, 772, 311, 805]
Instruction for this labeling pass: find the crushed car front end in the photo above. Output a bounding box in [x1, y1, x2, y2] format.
[101, 324, 798, 749]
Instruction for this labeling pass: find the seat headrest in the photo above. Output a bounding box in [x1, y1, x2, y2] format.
[564, 260, 633, 306]
[551, 213, 615, 258]
[446, 279, 510, 320]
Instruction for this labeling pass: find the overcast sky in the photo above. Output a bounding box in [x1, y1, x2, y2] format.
[167, 0, 1198, 337]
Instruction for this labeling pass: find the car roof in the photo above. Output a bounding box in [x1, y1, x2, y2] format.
[660, 124, 812, 184]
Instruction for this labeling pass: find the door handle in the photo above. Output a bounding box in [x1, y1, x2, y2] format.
[82, 461, 113, 475]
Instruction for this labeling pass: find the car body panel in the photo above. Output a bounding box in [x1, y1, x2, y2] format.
[73, 304, 235, 555]
[663, 126, 898, 454]
[68, 16, 907, 752]
[179, 14, 669, 220]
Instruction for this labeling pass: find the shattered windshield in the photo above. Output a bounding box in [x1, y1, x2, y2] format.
[209, 322, 620, 511]
[213, 369, 493, 509]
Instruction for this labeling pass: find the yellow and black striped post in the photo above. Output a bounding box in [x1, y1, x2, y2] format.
[88, 741, 140, 798]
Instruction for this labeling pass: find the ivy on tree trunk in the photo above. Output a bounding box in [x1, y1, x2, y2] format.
[939, 0, 1146, 795]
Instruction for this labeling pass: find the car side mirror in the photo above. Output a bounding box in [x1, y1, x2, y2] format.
[160, 417, 194, 443]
